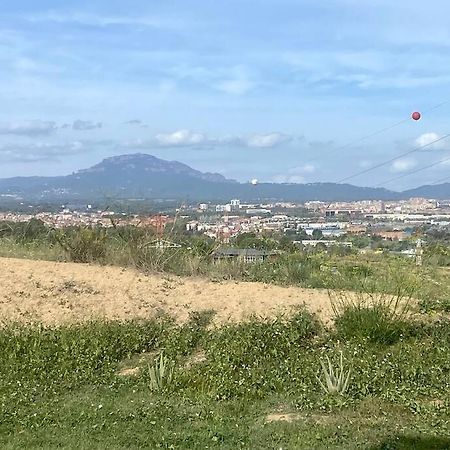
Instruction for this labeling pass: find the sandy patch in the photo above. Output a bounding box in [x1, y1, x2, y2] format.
[117, 367, 140, 377]
[0, 257, 337, 326]
[265, 413, 300, 423]
[184, 349, 207, 369]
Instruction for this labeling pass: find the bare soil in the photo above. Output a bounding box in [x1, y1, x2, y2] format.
[0, 257, 336, 326]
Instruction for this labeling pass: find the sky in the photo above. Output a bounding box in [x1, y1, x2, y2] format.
[1, 0, 450, 190]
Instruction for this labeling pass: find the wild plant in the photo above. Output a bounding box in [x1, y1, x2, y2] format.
[54, 226, 108, 263]
[329, 275, 416, 344]
[317, 351, 351, 395]
[148, 352, 174, 391]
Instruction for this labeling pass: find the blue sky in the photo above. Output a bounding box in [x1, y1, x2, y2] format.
[1, 0, 449, 190]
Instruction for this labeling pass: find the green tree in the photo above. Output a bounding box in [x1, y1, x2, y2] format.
[312, 229, 323, 240]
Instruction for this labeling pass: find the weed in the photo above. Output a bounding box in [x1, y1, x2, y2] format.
[148, 352, 174, 392]
[54, 227, 108, 263]
[317, 352, 351, 396]
[2, 221, 449, 316]
[0, 317, 449, 447]
[330, 284, 414, 345]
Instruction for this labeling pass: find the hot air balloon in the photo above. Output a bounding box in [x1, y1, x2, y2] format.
[412, 111, 421, 121]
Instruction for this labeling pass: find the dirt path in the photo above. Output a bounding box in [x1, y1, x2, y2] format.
[0, 257, 335, 326]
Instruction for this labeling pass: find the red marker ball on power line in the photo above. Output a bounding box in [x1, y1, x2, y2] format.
[412, 111, 421, 121]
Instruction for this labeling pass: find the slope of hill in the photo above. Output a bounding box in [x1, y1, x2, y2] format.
[403, 183, 450, 199]
[0, 153, 448, 201]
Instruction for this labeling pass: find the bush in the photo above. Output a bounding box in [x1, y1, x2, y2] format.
[334, 305, 412, 345]
[55, 227, 108, 263]
[331, 287, 414, 345]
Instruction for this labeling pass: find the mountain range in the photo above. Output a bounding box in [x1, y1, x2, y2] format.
[0, 153, 449, 202]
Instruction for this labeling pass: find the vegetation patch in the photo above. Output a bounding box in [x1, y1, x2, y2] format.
[0, 310, 449, 448]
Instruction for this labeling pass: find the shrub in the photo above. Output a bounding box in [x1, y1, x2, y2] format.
[331, 288, 414, 345]
[55, 227, 108, 263]
[334, 305, 411, 345]
[193, 310, 321, 399]
[0, 320, 168, 401]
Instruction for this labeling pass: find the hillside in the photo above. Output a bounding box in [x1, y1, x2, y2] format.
[403, 182, 450, 199]
[0, 153, 448, 201]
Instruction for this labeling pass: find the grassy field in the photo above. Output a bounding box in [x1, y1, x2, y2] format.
[1, 310, 450, 449]
[1, 223, 450, 448]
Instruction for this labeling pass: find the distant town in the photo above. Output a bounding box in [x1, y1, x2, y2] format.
[1, 197, 449, 250]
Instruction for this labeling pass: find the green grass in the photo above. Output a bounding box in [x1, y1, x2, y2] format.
[0, 223, 449, 447]
[0, 237, 61, 261]
[1, 311, 450, 448]
[2, 392, 447, 449]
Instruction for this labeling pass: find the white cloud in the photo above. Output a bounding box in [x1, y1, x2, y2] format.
[298, 164, 315, 173]
[246, 133, 291, 148]
[12, 57, 63, 75]
[124, 130, 293, 150]
[155, 129, 206, 146]
[124, 119, 143, 125]
[271, 163, 316, 183]
[272, 174, 305, 183]
[391, 158, 417, 172]
[216, 78, 254, 95]
[358, 160, 372, 168]
[439, 155, 450, 167]
[285, 175, 305, 183]
[25, 12, 180, 30]
[212, 66, 256, 95]
[282, 48, 450, 90]
[415, 132, 449, 150]
[173, 64, 256, 95]
[0, 120, 57, 137]
[0, 140, 91, 162]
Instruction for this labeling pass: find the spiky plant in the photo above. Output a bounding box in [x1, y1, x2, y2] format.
[148, 352, 174, 392]
[317, 351, 351, 396]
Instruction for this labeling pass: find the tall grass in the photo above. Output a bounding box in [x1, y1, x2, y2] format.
[329, 279, 415, 344]
[54, 227, 108, 263]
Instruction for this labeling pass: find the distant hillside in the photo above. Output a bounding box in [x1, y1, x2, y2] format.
[402, 183, 450, 200]
[77, 154, 233, 184]
[0, 153, 448, 202]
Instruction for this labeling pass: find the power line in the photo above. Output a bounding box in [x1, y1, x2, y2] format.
[335, 133, 450, 184]
[375, 153, 450, 187]
[307, 101, 449, 209]
[303, 99, 450, 168]
[303, 118, 409, 168]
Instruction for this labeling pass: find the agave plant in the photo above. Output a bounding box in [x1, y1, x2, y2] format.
[148, 352, 174, 392]
[317, 351, 351, 396]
